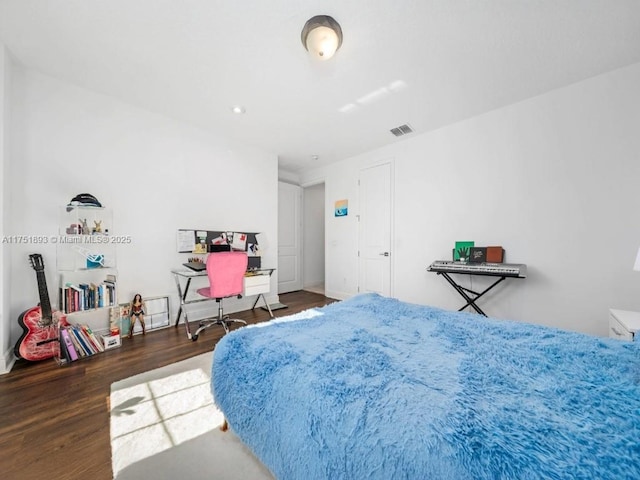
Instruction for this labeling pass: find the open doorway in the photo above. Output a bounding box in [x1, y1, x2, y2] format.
[302, 182, 325, 294]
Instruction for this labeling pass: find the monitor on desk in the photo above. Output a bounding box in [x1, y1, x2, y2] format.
[248, 256, 261, 270]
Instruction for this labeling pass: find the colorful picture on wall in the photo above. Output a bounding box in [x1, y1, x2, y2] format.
[335, 199, 348, 217]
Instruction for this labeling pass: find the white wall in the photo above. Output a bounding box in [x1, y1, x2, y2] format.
[278, 169, 300, 185]
[6, 66, 279, 353]
[300, 62, 640, 336]
[303, 182, 325, 289]
[0, 44, 14, 373]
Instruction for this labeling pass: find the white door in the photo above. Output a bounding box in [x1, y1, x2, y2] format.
[358, 162, 392, 296]
[278, 182, 303, 293]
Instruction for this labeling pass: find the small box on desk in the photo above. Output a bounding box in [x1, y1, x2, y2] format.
[486, 246, 504, 263]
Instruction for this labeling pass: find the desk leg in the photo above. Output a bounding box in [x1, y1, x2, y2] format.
[172, 274, 195, 339]
[252, 294, 274, 318]
[173, 277, 192, 327]
[175, 306, 182, 327]
[251, 295, 260, 310]
[261, 294, 274, 318]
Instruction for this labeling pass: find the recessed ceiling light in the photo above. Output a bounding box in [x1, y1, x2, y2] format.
[231, 105, 246, 114]
[311, 155, 319, 161]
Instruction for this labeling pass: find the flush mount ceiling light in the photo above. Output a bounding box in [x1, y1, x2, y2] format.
[301, 15, 343, 60]
[231, 105, 246, 114]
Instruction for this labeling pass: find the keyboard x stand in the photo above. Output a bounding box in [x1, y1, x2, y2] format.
[427, 261, 527, 316]
[435, 271, 507, 316]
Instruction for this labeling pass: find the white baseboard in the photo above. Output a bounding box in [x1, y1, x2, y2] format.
[324, 290, 350, 301]
[0, 347, 16, 375]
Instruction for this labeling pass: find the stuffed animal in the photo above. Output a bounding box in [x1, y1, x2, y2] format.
[79, 218, 90, 235]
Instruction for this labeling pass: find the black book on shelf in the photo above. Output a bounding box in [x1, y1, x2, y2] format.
[58, 334, 70, 364]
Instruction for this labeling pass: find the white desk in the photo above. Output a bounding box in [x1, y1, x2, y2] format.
[171, 268, 275, 338]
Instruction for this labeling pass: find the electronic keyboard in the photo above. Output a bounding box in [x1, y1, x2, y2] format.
[428, 260, 527, 278]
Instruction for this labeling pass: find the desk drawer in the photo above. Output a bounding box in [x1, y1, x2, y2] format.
[609, 314, 634, 341]
[244, 275, 270, 296]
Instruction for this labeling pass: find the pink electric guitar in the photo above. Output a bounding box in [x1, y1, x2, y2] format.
[14, 254, 67, 362]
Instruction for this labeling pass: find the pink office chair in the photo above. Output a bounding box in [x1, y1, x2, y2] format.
[193, 251, 248, 340]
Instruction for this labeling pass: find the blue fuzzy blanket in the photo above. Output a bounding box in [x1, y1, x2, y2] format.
[212, 293, 640, 479]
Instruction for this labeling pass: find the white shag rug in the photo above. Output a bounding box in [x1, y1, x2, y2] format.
[109, 351, 275, 480]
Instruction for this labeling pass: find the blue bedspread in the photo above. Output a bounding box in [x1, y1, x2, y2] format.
[212, 293, 640, 479]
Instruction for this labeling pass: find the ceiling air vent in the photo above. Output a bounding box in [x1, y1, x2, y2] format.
[390, 124, 414, 137]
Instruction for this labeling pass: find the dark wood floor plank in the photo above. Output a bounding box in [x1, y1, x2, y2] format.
[0, 290, 334, 479]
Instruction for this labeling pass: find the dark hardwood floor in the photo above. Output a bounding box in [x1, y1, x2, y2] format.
[0, 290, 335, 480]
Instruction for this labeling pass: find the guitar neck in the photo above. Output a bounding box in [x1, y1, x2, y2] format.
[36, 270, 52, 321]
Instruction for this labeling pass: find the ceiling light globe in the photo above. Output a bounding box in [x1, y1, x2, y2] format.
[306, 26, 339, 59]
[301, 15, 343, 60]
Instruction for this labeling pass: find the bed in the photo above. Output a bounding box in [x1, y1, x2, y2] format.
[211, 293, 640, 479]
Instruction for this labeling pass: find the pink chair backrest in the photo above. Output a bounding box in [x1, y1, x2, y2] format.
[205, 251, 248, 299]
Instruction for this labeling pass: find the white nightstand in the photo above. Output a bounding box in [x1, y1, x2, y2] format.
[609, 309, 640, 341]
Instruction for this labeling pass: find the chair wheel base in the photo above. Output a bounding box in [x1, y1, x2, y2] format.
[191, 334, 199, 341]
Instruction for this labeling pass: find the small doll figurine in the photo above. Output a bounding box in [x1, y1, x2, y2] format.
[128, 293, 146, 338]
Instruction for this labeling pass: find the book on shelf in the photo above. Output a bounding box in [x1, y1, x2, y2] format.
[82, 324, 105, 353]
[79, 283, 90, 310]
[59, 279, 117, 314]
[60, 328, 79, 362]
[69, 325, 93, 355]
[66, 326, 86, 358]
[58, 333, 70, 364]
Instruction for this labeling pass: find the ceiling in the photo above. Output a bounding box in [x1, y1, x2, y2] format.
[1, 1, 639, 173]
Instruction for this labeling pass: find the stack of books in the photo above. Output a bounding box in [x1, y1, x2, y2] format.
[58, 323, 105, 364]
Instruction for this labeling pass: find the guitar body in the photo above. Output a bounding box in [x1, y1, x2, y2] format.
[14, 254, 67, 362]
[15, 306, 66, 362]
